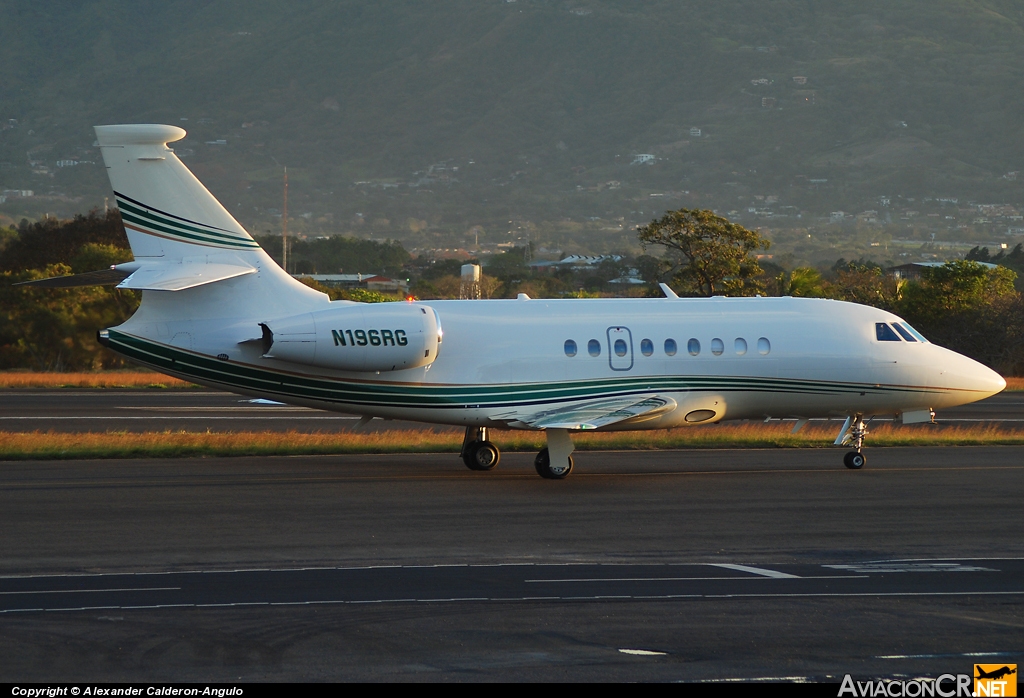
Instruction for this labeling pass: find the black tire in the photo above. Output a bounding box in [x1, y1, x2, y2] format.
[465, 441, 500, 471]
[534, 448, 574, 479]
[843, 451, 865, 470]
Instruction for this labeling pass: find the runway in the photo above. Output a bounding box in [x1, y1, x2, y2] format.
[1, 389, 1021, 432]
[1, 447, 1022, 681]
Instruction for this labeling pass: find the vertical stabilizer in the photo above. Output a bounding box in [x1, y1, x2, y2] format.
[94, 124, 328, 325]
[95, 124, 259, 259]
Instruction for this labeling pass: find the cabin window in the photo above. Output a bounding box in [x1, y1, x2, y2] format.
[876, 323, 902, 342]
[640, 338, 654, 356]
[735, 338, 747, 355]
[758, 337, 771, 355]
[711, 338, 724, 355]
[614, 338, 628, 357]
[688, 338, 700, 356]
[892, 322, 925, 342]
[564, 339, 577, 357]
[588, 339, 601, 356]
[664, 338, 677, 356]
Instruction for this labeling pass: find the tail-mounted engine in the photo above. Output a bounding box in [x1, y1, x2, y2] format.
[261, 303, 442, 372]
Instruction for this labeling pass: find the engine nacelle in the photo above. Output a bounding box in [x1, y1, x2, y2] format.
[263, 302, 441, 372]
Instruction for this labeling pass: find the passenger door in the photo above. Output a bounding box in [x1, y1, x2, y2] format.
[607, 326, 633, 371]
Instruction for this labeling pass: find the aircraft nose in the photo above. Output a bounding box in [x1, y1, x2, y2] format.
[944, 351, 1006, 398]
[975, 362, 1007, 397]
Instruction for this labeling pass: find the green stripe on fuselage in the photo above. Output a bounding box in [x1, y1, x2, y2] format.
[105, 330, 939, 411]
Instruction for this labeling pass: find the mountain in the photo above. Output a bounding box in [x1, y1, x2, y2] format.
[3, 0, 1024, 262]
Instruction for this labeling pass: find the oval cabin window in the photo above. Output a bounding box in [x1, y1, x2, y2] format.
[614, 339, 628, 357]
[564, 339, 577, 357]
[758, 337, 771, 355]
[735, 338, 747, 355]
[664, 338, 677, 356]
[688, 338, 700, 356]
[588, 339, 601, 357]
[711, 338, 724, 355]
[640, 338, 654, 356]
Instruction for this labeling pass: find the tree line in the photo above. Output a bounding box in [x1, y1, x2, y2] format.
[2, 209, 1023, 375]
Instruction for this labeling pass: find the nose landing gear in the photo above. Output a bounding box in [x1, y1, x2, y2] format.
[835, 415, 868, 469]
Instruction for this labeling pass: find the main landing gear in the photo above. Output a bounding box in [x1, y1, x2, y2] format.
[461, 426, 500, 471]
[461, 427, 577, 479]
[835, 415, 868, 469]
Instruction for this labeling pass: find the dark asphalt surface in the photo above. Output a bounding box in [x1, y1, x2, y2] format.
[1, 389, 1021, 432]
[1, 447, 1022, 681]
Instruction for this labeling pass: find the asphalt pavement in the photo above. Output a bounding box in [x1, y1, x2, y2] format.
[0, 447, 1021, 681]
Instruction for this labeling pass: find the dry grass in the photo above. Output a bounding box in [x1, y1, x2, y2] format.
[0, 372, 196, 389]
[1005, 377, 1024, 391]
[2, 421, 1024, 460]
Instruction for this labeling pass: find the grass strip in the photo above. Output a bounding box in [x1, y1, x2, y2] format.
[3, 422, 1024, 460]
[0, 371, 197, 389]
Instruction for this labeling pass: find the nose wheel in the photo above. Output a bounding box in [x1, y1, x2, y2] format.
[461, 426, 500, 471]
[836, 415, 868, 469]
[843, 451, 865, 469]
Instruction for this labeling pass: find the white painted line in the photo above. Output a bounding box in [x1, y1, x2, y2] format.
[0, 586, 179, 595]
[708, 564, 800, 579]
[878, 652, 1017, 659]
[524, 575, 865, 583]
[619, 649, 667, 656]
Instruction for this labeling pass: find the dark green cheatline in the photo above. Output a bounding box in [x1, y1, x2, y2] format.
[106, 330, 943, 412]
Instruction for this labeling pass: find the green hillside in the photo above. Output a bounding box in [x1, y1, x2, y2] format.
[3, 1, 1024, 262]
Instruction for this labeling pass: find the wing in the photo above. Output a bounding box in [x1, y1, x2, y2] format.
[493, 395, 676, 430]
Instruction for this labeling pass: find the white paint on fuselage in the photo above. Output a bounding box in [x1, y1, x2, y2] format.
[116, 294, 1005, 430]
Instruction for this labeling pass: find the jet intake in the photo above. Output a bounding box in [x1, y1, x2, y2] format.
[262, 303, 441, 372]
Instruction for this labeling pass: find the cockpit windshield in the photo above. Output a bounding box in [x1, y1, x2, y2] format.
[894, 322, 928, 342]
[876, 321, 929, 343]
[876, 323, 901, 341]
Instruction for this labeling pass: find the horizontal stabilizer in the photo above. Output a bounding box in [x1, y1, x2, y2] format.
[494, 395, 676, 430]
[118, 262, 257, 291]
[15, 268, 132, 288]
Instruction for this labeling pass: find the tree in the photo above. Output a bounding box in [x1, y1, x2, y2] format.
[637, 209, 770, 296]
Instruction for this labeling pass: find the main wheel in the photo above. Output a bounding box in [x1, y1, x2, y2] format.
[464, 441, 500, 471]
[534, 447, 574, 479]
[843, 451, 865, 470]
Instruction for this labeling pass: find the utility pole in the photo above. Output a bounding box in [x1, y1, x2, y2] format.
[282, 167, 289, 273]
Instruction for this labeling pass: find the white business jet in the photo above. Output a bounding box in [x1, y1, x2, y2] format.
[27, 125, 1006, 478]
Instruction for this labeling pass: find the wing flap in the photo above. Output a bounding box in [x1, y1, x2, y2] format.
[495, 395, 676, 430]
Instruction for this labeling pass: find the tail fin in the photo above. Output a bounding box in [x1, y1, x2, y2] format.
[95, 124, 259, 259]
[94, 124, 327, 323]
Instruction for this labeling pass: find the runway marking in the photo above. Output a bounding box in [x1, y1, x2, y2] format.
[0, 586, 179, 595]
[4, 590, 1023, 614]
[709, 563, 800, 578]
[877, 652, 1019, 660]
[825, 562, 998, 573]
[619, 649, 668, 656]
[524, 575, 867, 583]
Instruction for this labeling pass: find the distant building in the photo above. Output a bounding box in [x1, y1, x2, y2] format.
[792, 76, 808, 85]
[830, 211, 846, 223]
[689, 127, 701, 137]
[891, 261, 997, 280]
[761, 97, 776, 108]
[631, 154, 655, 165]
[292, 273, 409, 293]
